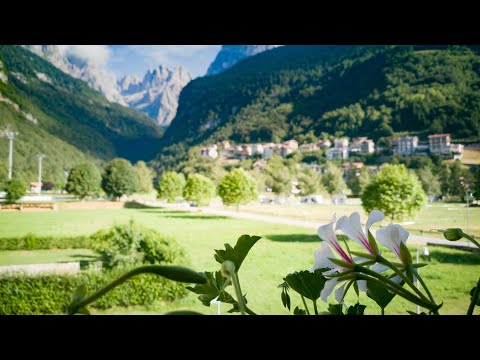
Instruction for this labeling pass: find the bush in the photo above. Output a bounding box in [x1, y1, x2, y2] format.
[218, 168, 258, 208]
[183, 174, 216, 206]
[101, 158, 139, 199]
[157, 171, 186, 203]
[0, 234, 91, 250]
[91, 221, 188, 270]
[65, 163, 101, 199]
[5, 179, 27, 204]
[0, 268, 187, 314]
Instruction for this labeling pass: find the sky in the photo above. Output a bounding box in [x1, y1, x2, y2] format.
[108, 45, 221, 79]
[56, 45, 221, 80]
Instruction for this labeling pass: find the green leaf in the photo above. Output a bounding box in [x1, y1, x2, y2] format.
[347, 303, 366, 315]
[284, 269, 327, 301]
[350, 251, 376, 260]
[293, 306, 307, 315]
[214, 235, 262, 272]
[366, 279, 402, 310]
[186, 271, 226, 307]
[328, 258, 354, 268]
[406, 310, 427, 315]
[328, 303, 344, 315]
[368, 230, 380, 255]
[164, 311, 204, 315]
[399, 242, 412, 264]
[147, 266, 208, 284]
[470, 287, 480, 306]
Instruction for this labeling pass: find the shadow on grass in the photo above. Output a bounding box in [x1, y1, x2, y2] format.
[264, 234, 319, 242]
[163, 215, 229, 220]
[69, 255, 99, 260]
[429, 250, 480, 265]
[124, 201, 154, 209]
[136, 209, 191, 215]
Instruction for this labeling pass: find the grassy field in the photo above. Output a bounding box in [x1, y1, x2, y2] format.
[460, 148, 480, 165]
[234, 202, 480, 239]
[0, 206, 479, 315]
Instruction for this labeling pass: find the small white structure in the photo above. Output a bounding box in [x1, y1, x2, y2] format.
[334, 138, 349, 149]
[199, 145, 219, 159]
[393, 136, 419, 156]
[326, 147, 349, 160]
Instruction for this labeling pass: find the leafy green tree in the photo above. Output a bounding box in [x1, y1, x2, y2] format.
[297, 168, 323, 196]
[218, 168, 258, 209]
[183, 174, 216, 206]
[5, 179, 27, 204]
[346, 167, 371, 198]
[321, 162, 347, 196]
[448, 160, 474, 200]
[134, 161, 154, 194]
[65, 163, 101, 199]
[264, 156, 292, 195]
[101, 158, 139, 200]
[157, 172, 186, 203]
[416, 167, 441, 197]
[362, 164, 426, 221]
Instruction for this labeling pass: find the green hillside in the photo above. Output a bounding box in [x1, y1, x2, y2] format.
[156, 45, 480, 168]
[0, 45, 163, 185]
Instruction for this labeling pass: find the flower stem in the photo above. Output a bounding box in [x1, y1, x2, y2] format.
[378, 255, 432, 304]
[313, 300, 319, 315]
[467, 277, 480, 316]
[410, 265, 438, 312]
[355, 267, 436, 311]
[230, 271, 246, 315]
[381, 307, 385, 315]
[463, 233, 480, 249]
[301, 295, 311, 315]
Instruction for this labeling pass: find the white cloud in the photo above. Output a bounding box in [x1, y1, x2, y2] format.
[57, 45, 111, 67]
[127, 45, 219, 65]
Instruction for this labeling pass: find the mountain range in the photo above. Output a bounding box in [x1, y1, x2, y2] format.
[23, 45, 275, 128]
[156, 45, 480, 170]
[0, 45, 162, 184]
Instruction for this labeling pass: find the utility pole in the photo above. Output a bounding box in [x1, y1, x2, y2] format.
[37, 154, 45, 194]
[5, 130, 18, 180]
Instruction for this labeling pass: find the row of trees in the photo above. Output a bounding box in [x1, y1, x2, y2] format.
[157, 168, 258, 209]
[65, 159, 154, 200]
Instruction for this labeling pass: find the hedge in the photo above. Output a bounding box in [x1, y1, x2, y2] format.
[0, 233, 92, 251]
[0, 268, 187, 315]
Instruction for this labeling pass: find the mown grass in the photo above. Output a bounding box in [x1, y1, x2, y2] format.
[236, 202, 480, 239]
[0, 207, 478, 315]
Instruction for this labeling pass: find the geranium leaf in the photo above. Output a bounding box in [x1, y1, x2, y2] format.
[328, 303, 344, 315]
[214, 235, 262, 272]
[284, 269, 327, 301]
[347, 303, 366, 315]
[366, 278, 403, 309]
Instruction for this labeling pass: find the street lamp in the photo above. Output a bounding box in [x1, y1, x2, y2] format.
[4, 130, 18, 180]
[37, 154, 45, 194]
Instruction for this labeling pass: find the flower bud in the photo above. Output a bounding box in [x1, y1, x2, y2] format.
[443, 228, 464, 241]
[220, 260, 236, 279]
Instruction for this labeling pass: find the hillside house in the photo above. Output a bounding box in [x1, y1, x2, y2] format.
[393, 136, 418, 156]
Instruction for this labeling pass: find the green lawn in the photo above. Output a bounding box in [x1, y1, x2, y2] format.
[235, 202, 480, 239]
[0, 207, 478, 315]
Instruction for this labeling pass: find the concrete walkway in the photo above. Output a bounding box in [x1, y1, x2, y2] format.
[140, 201, 475, 248]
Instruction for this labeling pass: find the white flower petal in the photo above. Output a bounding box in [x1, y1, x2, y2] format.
[310, 242, 336, 272]
[366, 210, 384, 234]
[320, 278, 339, 303]
[395, 224, 409, 245]
[376, 224, 402, 259]
[371, 263, 390, 274]
[336, 212, 373, 254]
[357, 280, 367, 293]
[335, 283, 346, 303]
[317, 222, 336, 244]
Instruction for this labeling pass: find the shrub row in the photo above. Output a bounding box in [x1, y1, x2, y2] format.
[0, 268, 187, 315]
[0, 233, 91, 251]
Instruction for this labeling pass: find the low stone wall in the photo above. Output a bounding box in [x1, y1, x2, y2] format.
[0, 262, 80, 276]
